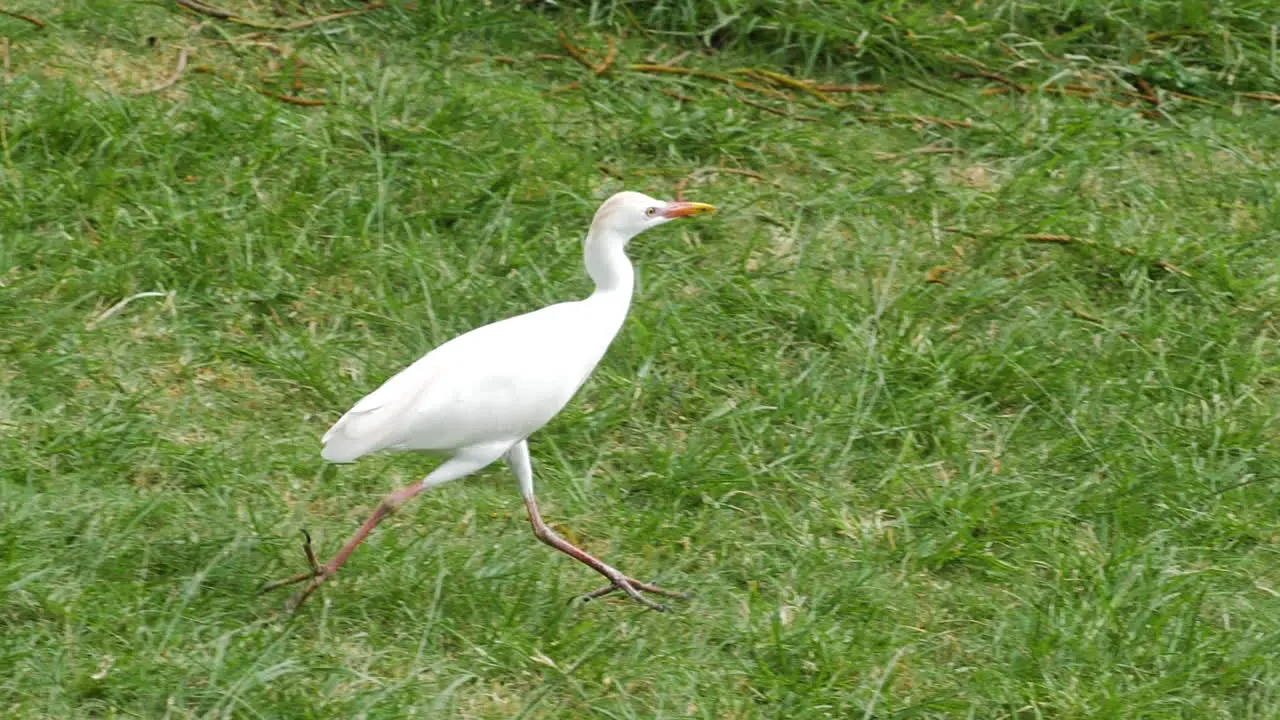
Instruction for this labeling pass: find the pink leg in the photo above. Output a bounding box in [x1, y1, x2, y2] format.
[507, 439, 687, 611]
[261, 481, 426, 610]
[263, 444, 507, 611]
[525, 495, 688, 611]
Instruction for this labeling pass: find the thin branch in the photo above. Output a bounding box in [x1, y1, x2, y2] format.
[280, 3, 384, 32]
[628, 64, 792, 100]
[1065, 304, 1104, 324]
[925, 266, 954, 285]
[1241, 92, 1280, 103]
[815, 83, 884, 93]
[856, 113, 973, 129]
[0, 8, 46, 28]
[87, 292, 172, 329]
[261, 89, 327, 106]
[593, 34, 617, 75]
[559, 31, 595, 70]
[1023, 233, 1075, 244]
[661, 50, 691, 67]
[738, 97, 794, 117]
[175, 0, 383, 31]
[133, 47, 190, 95]
[175, 0, 282, 29]
[712, 168, 767, 181]
[740, 68, 837, 105]
[546, 80, 581, 95]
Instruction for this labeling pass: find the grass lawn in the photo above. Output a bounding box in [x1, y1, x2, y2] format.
[2, 0, 1279, 716]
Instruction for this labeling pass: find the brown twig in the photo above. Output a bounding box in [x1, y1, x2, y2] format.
[741, 68, 838, 105]
[815, 83, 885, 93]
[662, 50, 691, 67]
[874, 142, 964, 161]
[966, 69, 1024, 91]
[1156, 259, 1190, 277]
[560, 31, 596, 70]
[534, 53, 566, 61]
[628, 64, 793, 100]
[676, 166, 771, 200]
[660, 87, 695, 102]
[134, 47, 191, 95]
[593, 34, 617, 75]
[1167, 90, 1217, 106]
[281, 3, 384, 32]
[492, 55, 516, 65]
[262, 89, 327, 106]
[740, 97, 817, 121]
[0, 8, 46, 28]
[738, 97, 792, 117]
[1134, 77, 1160, 105]
[176, 0, 383, 31]
[194, 64, 327, 106]
[174, 0, 233, 18]
[1146, 29, 1208, 41]
[1023, 233, 1075, 245]
[857, 113, 972, 129]
[721, 169, 764, 181]
[211, 36, 284, 53]
[192, 63, 233, 80]
[925, 266, 954, 284]
[943, 226, 1150, 258]
[1066, 304, 1104, 324]
[547, 80, 581, 94]
[1241, 92, 1280, 103]
[176, 0, 281, 28]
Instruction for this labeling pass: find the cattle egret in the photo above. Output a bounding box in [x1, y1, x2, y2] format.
[263, 191, 715, 612]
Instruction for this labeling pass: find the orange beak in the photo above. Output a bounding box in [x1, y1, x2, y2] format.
[659, 201, 717, 219]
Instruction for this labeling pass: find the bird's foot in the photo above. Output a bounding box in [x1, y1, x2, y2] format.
[260, 529, 330, 611]
[577, 576, 691, 612]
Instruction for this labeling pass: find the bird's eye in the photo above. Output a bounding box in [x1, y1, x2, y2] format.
[645, 207, 657, 217]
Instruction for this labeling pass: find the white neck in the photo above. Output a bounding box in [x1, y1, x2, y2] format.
[584, 228, 635, 300]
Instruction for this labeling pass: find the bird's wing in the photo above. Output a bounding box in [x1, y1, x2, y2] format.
[320, 352, 440, 463]
[320, 300, 603, 464]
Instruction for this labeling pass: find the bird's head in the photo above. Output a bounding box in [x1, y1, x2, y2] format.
[589, 191, 716, 243]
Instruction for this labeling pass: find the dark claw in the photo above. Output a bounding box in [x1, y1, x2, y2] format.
[260, 529, 326, 596]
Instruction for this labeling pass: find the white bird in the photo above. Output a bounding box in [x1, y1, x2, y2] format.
[263, 191, 716, 611]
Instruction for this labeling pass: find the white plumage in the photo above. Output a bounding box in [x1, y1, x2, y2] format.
[264, 191, 715, 612]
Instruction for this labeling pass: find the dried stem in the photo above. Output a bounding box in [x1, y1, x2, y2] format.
[628, 64, 792, 100]
[857, 113, 972, 129]
[262, 89, 327, 106]
[593, 35, 617, 75]
[280, 4, 384, 32]
[134, 47, 191, 95]
[1241, 92, 1280, 103]
[815, 83, 884, 93]
[741, 68, 837, 105]
[0, 8, 45, 28]
[559, 32, 596, 70]
[175, 0, 383, 31]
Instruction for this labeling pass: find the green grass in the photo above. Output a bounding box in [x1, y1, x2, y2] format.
[2, 0, 1280, 717]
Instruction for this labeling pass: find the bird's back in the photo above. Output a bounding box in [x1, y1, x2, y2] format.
[320, 299, 622, 463]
